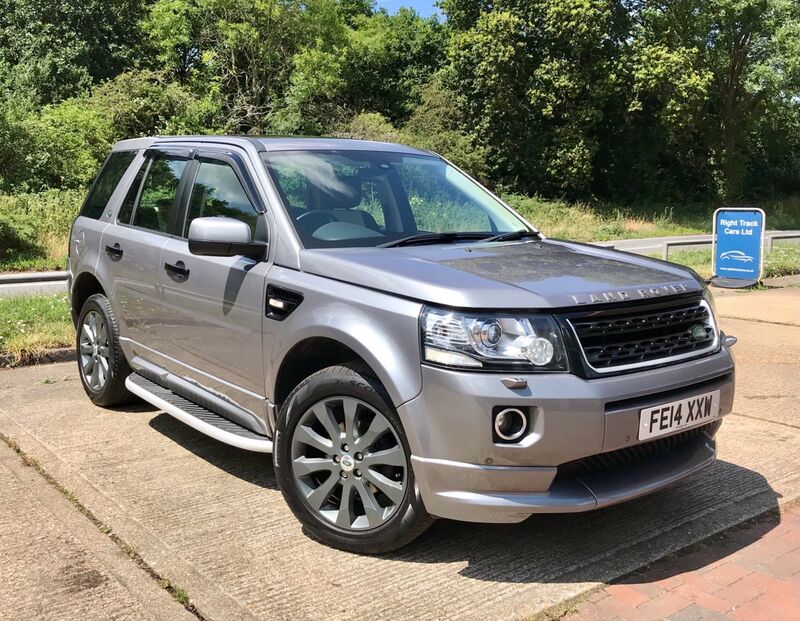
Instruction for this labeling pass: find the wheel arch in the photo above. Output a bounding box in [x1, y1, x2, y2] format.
[272, 332, 420, 412]
[70, 271, 106, 326]
[274, 337, 372, 409]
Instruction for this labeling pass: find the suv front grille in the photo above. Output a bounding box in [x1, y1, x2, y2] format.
[568, 297, 718, 372]
[557, 422, 718, 478]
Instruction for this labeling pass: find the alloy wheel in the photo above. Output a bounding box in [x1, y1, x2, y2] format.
[79, 310, 110, 391]
[290, 396, 407, 531]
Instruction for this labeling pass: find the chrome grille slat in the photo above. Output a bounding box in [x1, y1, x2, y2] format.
[568, 298, 718, 372]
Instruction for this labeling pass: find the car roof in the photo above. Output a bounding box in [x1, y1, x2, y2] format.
[111, 135, 434, 156]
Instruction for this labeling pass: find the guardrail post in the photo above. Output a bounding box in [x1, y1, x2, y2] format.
[662, 243, 670, 261]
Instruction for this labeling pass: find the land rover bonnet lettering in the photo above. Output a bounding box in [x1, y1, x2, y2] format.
[570, 282, 689, 305]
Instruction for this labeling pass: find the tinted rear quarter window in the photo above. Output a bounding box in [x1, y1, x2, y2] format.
[117, 162, 147, 224]
[80, 151, 137, 219]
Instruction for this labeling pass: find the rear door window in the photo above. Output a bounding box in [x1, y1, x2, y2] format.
[80, 151, 137, 219]
[132, 157, 187, 233]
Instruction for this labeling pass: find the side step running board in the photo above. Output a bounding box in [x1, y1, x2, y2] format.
[126, 374, 273, 453]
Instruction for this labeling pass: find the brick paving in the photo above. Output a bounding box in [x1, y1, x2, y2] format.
[564, 503, 800, 621]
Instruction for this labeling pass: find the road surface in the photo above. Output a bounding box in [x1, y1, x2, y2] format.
[594, 230, 800, 254]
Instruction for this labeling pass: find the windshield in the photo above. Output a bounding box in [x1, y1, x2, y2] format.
[261, 150, 529, 248]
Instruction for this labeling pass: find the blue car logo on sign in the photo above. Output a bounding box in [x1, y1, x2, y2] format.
[720, 250, 754, 263]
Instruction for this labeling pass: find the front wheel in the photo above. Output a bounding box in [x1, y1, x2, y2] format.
[275, 363, 433, 554]
[76, 293, 133, 407]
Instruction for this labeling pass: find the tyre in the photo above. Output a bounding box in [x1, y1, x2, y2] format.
[76, 293, 134, 407]
[275, 363, 433, 554]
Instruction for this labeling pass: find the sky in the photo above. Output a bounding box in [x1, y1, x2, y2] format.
[376, 0, 440, 18]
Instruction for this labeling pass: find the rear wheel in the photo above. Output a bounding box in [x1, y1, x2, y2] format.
[275, 363, 432, 554]
[76, 294, 133, 407]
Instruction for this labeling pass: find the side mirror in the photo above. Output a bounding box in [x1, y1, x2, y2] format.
[188, 217, 266, 259]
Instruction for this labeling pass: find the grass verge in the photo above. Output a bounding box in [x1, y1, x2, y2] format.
[0, 294, 74, 365]
[0, 189, 81, 273]
[504, 195, 800, 242]
[0, 255, 69, 272]
[658, 241, 800, 280]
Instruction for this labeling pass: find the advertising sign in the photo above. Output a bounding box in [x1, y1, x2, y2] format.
[712, 208, 765, 286]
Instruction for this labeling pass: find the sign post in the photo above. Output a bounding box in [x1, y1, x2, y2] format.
[711, 207, 766, 288]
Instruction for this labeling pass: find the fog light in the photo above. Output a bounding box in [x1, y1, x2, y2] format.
[494, 407, 528, 442]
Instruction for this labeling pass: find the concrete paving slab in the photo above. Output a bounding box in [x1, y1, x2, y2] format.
[763, 274, 800, 288]
[0, 441, 194, 621]
[718, 317, 799, 428]
[0, 345, 797, 621]
[713, 287, 800, 326]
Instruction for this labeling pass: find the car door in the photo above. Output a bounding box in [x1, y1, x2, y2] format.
[70, 149, 139, 318]
[100, 148, 193, 359]
[156, 151, 271, 431]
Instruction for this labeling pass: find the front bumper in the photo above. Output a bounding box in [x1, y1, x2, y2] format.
[398, 348, 735, 523]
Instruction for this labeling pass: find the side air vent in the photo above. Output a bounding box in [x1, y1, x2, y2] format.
[266, 285, 304, 321]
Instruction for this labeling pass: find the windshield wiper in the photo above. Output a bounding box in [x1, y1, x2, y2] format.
[379, 232, 493, 248]
[481, 229, 541, 243]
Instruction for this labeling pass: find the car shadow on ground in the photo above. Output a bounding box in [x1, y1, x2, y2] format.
[397, 468, 781, 584]
[148, 412, 781, 585]
[149, 412, 280, 490]
[109, 401, 160, 414]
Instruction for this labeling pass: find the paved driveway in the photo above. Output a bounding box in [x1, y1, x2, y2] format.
[0, 289, 798, 620]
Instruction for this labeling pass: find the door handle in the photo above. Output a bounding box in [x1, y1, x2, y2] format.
[105, 243, 123, 260]
[164, 260, 190, 280]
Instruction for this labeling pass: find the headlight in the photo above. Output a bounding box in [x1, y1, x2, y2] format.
[421, 306, 568, 371]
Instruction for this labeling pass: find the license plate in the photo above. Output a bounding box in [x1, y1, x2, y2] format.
[639, 390, 721, 441]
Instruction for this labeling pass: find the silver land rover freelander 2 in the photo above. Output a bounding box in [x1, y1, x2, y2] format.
[69, 136, 736, 553]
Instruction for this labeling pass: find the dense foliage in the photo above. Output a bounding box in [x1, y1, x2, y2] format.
[0, 0, 798, 204]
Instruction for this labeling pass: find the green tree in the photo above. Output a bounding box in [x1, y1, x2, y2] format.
[1, 0, 797, 204]
[270, 6, 445, 134]
[403, 75, 488, 180]
[1, 70, 223, 191]
[443, 0, 630, 197]
[143, 0, 209, 85]
[0, 0, 146, 104]
[339, 77, 488, 181]
[90, 70, 225, 138]
[342, 8, 445, 124]
[144, 0, 340, 131]
[0, 58, 38, 191]
[625, 0, 800, 200]
[338, 0, 374, 24]
[21, 100, 113, 191]
[269, 44, 349, 134]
